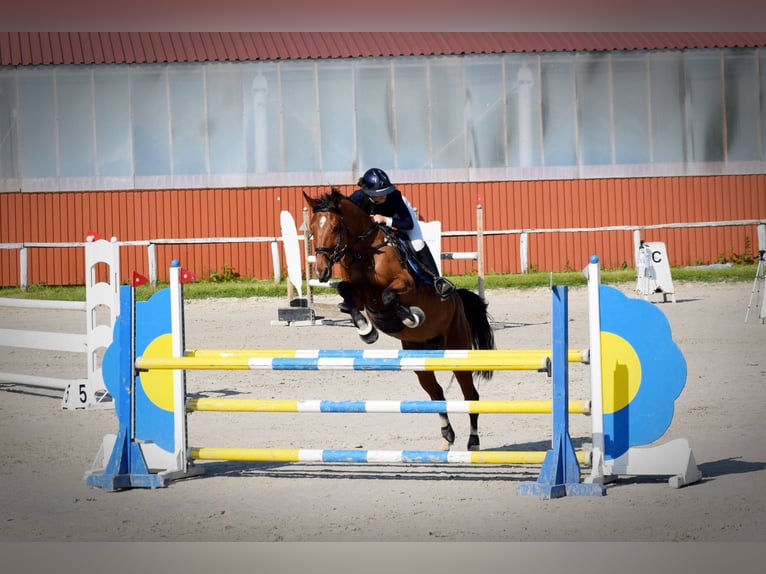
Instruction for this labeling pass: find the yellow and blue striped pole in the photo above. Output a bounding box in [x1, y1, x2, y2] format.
[137, 348, 587, 372]
[188, 446, 590, 466]
[187, 398, 590, 415]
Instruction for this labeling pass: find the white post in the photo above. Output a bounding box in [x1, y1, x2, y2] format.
[169, 263, 187, 474]
[584, 256, 607, 484]
[303, 207, 313, 307]
[476, 203, 485, 300]
[271, 240, 281, 283]
[520, 232, 529, 274]
[19, 246, 27, 291]
[633, 228, 641, 268]
[148, 243, 157, 287]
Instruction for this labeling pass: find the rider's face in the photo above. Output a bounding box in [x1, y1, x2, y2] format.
[369, 195, 386, 204]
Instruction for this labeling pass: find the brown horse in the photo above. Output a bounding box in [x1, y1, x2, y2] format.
[303, 188, 495, 451]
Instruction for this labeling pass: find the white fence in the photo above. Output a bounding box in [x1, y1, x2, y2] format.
[2, 217, 763, 292]
[0, 237, 120, 409]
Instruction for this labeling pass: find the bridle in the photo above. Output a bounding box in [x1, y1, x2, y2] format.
[311, 205, 387, 268]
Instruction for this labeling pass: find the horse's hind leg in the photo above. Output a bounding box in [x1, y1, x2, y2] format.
[413, 371, 455, 451]
[383, 275, 424, 328]
[455, 371, 480, 450]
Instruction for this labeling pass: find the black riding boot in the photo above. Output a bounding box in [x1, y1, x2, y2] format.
[414, 246, 455, 299]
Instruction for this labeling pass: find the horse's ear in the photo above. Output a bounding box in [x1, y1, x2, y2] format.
[302, 191, 316, 209]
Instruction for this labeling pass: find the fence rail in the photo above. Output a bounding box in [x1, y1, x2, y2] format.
[1, 218, 764, 290]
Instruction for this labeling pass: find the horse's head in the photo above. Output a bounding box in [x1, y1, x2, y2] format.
[303, 188, 348, 283]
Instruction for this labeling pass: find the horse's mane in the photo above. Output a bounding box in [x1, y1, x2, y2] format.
[311, 187, 347, 212]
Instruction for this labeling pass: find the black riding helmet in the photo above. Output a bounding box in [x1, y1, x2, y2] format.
[358, 168, 395, 197]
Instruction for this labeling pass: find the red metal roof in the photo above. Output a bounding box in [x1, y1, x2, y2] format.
[2, 32, 766, 66]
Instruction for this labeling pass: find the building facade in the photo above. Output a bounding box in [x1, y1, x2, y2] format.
[1, 33, 765, 285]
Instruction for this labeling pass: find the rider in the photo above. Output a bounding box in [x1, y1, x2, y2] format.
[348, 167, 456, 299]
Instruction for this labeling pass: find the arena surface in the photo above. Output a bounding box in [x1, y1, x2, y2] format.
[1, 281, 764, 542]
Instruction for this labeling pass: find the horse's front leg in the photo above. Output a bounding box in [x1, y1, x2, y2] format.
[336, 280, 378, 344]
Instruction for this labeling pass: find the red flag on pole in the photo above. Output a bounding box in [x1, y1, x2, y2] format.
[86, 230, 104, 241]
[179, 268, 198, 284]
[132, 272, 149, 287]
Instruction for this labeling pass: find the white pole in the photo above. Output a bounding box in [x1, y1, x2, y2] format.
[19, 246, 27, 291]
[585, 256, 606, 484]
[476, 203, 485, 300]
[520, 232, 529, 274]
[148, 243, 157, 287]
[169, 263, 187, 474]
[633, 228, 641, 268]
[271, 240, 281, 283]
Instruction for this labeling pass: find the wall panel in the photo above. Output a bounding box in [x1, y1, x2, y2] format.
[0, 174, 764, 287]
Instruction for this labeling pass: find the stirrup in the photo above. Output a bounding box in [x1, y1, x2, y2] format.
[434, 277, 455, 299]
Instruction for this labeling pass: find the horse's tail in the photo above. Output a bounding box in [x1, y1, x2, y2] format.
[457, 288, 495, 381]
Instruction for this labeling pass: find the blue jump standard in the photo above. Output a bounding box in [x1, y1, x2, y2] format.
[517, 286, 605, 498]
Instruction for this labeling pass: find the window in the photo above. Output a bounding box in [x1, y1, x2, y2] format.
[94, 67, 132, 178]
[131, 66, 171, 177]
[243, 63, 280, 173]
[57, 68, 95, 178]
[576, 53, 612, 165]
[0, 70, 18, 181]
[466, 56, 505, 168]
[19, 68, 57, 178]
[205, 63, 246, 176]
[394, 60, 429, 169]
[169, 66, 206, 176]
[540, 55, 577, 166]
[649, 52, 685, 163]
[685, 50, 724, 163]
[430, 58, 466, 169]
[281, 64, 319, 172]
[613, 54, 650, 164]
[356, 60, 394, 170]
[724, 49, 759, 162]
[318, 62, 355, 172]
[762, 50, 766, 161]
[506, 57, 541, 167]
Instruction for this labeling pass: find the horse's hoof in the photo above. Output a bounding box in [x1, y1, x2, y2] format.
[353, 313, 373, 333]
[467, 435, 480, 451]
[360, 328, 379, 344]
[440, 424, 455, 450]
[402, 306, 425, 328]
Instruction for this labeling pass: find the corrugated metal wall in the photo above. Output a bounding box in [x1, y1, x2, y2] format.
[1, 175, 765, 287]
